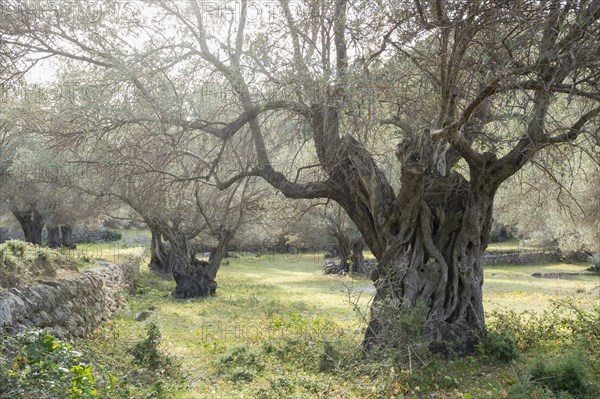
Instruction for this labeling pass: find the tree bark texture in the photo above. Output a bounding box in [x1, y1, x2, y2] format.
[12, 208, 45, 245]
[350, 238, 366, 274]
[47, 224, 76, 249]
[306, 106, 503, 355]
[149, 225, 223, 299]
[46, 225, 61, 248]
[149, 228, 171, 274]
[60, 225, 76, 249]
[207, 228, 234, 280]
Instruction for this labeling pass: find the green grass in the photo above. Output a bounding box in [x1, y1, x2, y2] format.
[0, 240, 82, 289]
[58, 239, 148, 266]
[70, 245, 599, 399]
[486, 240, 538, 252]
[2, 231, 596, 397]
[484, 262, 599, 313]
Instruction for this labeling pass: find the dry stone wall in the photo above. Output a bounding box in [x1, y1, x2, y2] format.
[483, 250, 588, 265]
[0, 262, 137, 338]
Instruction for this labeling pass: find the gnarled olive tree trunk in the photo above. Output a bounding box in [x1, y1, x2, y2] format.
[149, 228, 170, 274]
[12, 208, 45, 245]
[303, 106, 503, 355]
[169, 239, 217, 299]
[148, 224, 228, 299]
[47, 225, 61, 248]
[60, 225, 75, 249]
[350, 238, 366, 274]
[207, 228, 234, 279]
[336, 234, 350, 273]
[47, 224, 76, 249]
[363, 170, 494, 355]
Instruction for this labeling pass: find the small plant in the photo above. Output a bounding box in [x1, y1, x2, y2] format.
[0, 330, 115, 399]
[128, 322, 171, 370]
[530, 349, 593, 397]
[217, 345, 263, 371]
[487, 300, 600, 354]
[477, 330, 518, 363]
[6, 240, 27, 258]
[318, 340, 339, 372]
[0, 248, 18, 270]
[508, 377, 570, 399]
[364, 299, 430, 369]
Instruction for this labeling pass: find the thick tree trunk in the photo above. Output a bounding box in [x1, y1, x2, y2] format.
[171, 248, 217, 299]
[46, 225, 61, 248]
[337, 234, 350, 273]
[146, 224, 221, 298]
[363, 172, 494, 356]
[60, 225, 75, 249]
[293, 105, 511, 354]
[156, 227, 217, 299]
[591, 253, 600, 271]
[326, 222, 350, 273]
[350, 238, 366, 274]
[12, 209, 45, 245]
[149, 228, 170, 274]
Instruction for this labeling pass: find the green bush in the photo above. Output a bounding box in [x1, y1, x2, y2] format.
[509, 378, 574, 399]
[101, 230, 122, 242]
[477, 330, 518, 363]
[364, 299, 430, 368]
[128, 322, 172, 370]
[319, 340, 341, 372]
[0, 330, 115, 399]
[217, 345, 262, 370]
[487, 300, 600, 354]
[0, 248, 18, 270]
[216, 345, 263, 383]
[530, 349, 593, 397]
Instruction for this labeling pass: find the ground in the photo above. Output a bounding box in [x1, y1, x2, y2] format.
[60, 234, 598, 399]
[1, 235, 598, 398]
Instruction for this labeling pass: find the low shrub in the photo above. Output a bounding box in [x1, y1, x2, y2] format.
[0, 248, 18, 270]
[477, 330, 518, 363]
[0, 330, 115, 399]
[319, 340, 342, 372]
[128, 322, 172, 371]
[101, 229, 122, 242]
[530, 349, 593, 397]
[487, 299, 600, 355]
[509, 378, 574, 399]
[5, 240, 27, 258]
[364, 299, 431, 368]
[216, 345, 264, 383]
[217, 344, 263, 371]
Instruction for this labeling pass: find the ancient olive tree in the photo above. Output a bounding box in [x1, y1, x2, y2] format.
[0, 132, 53, 244]
[1, 80, 112, 247]
[43, 113, 265, 298]
[3, 0, 599, 353]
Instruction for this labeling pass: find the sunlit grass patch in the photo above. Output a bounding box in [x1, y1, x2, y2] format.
[68, 241, 599, 398]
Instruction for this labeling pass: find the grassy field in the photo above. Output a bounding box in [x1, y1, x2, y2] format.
[483, 262, 598, 313]
[2, 233, 598, 398]
[484, 240, 541, 252]
[65, 239, 599, 399]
